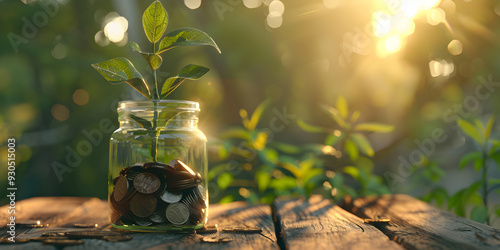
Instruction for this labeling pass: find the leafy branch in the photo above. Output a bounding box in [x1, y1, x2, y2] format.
[91, 0, 220, 162]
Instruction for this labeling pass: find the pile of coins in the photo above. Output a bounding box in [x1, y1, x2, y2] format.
[110, 159, 207, 229]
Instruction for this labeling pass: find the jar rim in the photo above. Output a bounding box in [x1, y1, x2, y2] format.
[118, 100, 200, 111]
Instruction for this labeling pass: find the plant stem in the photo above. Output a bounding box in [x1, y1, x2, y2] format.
[151, 42, 159, 163]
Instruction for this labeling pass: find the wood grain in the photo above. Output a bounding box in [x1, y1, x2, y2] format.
[273, 195, 403, 250]
[0, 197, 277, 250]
[341, 194, 500, 250]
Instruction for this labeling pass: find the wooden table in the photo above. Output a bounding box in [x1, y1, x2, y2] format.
[1, 194, 499, 249]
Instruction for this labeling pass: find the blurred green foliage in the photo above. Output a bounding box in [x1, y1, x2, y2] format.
[1, 0, 500, 228]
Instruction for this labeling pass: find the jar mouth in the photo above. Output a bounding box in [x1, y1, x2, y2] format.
[118, 100, 200, 112]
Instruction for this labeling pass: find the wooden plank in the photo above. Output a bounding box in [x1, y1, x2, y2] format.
[273, 195, 404, 250]
[0, 197, 278, 249]
[341, 194, 500, 250]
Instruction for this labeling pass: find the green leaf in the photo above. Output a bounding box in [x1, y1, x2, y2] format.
[269, 176, 297, 191]
[128, 41, 141, 52]
[269, 141, 301, 154]
[219, 195, 234, 204]
[129, 114, 152, 128]
[459, 151, 482, 169]
[470, 206, 488, 223]
[354, 123, 394, 133]
[158, 27, 221, 54]
[325, 132, 343, 146]
[336, 96, 348, 119]
[256, 170, 271, 192]
[344, 139, 359, 160]
[247, 99, 271, 131]
[474, 120, 485, 139]
[343, 166, 360, 180]
[160, 64, 210, 99]
[321, 105, 347, 128]
[485, 116, 495, 140]
[142, 0, 168, 43]
[140, 52, 163, 71]
[91, 58, 150, 99]
[473, 158, 484, 172]
[349, 110, 360, 123]
[458, 119, 484, 145]
[219, 127, 251, 140]
[351, 133, 374, 157]
[156, 109, 188, 128]
[217, 172, 233, 190]
[297, 119, 326, 133]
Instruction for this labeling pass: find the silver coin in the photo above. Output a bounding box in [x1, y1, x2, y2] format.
[165, 202, 190, 226]
[149, 212, 166, 223]
[134, 216, 153, 226]
[160, 190, 183, 203]
[197, 184, 206, 200]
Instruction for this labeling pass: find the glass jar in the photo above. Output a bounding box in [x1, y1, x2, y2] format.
[108, 100, 208, 231]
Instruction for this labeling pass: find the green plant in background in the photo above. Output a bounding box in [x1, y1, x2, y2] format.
[410, 157, 449, 207]
[298, 96, 394, 199]
[91, 0, 220, 162]
[447, 117, 500, 225]
[209, 99, 325, 204]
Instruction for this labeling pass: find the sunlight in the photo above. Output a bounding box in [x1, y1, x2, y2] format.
[373, 0, 442, 56]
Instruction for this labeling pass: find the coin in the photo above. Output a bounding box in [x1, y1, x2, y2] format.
[130, 193, 157, 217]
[103, 235, 133, 242]
[222, 227, 262, 233]
[43, 239, 84, 246]
[166, 202, 190, 226]
[65, 231, 120, 239]
[197, 184, 206, 200]
[113, 176, 129, 201]
[144, 162, 175, 174]
[134, 216, 153, 226]
[201, 236, 232, 243]
[160, 190, 183, 203]
[110, 192, 129, 213]
[134, 172, 161, 194]
[149, 211, 167, 224]
[168, 177, 197, 191]
[170, 159, 196, 176]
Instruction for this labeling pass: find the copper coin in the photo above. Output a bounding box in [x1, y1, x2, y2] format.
[170, 159, 196, 176]
[113, 176, 129, 201]
[43, 239, 84, 246]
[109, 192, 129, 212]
[144, 162, 175, 174]
[133, 172, 161, 194]
[166, 202, 190, 226]
[130, 193, 157, 217]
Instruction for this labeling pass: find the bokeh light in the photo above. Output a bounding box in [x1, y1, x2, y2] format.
[447, 39, 463, 56]
[429, 59, 454, 77]
[52, 43, 68, 60]
[427, 8, 445, 26]
[184, 0, 201, 10]
[269, 0, 285, 15]
[244, 0, 263, 9]
[51, 104, 70, 122]
[267, 12, 283, 28]
[72, 89, 90, 106]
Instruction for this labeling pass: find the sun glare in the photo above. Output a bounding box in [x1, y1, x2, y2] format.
[373, 0, 442, 56]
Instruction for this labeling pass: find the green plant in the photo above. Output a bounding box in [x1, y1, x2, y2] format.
[448, 117, 500, 225]
[298, 96, 394, 199]
[209, 99, 325, 204]
[91, 0, 220, 162]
